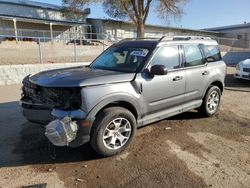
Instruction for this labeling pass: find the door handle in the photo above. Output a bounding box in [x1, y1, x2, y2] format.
[202, 71, 210, 75]
[173, 76, 183, 81]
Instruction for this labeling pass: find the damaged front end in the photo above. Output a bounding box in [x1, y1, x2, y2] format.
[21, 76, 89, 147]
[21, 75, 82, 111]
[45, 117, 78, 146]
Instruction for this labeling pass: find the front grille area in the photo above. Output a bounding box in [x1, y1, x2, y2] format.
[243, 68, 250, 73]
[22, 76, 82, 110]
[242, 75, 250, 79]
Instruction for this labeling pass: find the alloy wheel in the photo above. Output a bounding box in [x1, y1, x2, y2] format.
[207, 90, 220, 113]
[102, 118, 132, 150]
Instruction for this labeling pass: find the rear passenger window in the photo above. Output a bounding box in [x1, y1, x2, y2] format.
[151, 46, 180, 70]
[184, 45, 205, 67]
[203, 45, 222, 61]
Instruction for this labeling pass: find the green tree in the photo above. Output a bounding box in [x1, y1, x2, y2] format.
[63, 0, 187, 37]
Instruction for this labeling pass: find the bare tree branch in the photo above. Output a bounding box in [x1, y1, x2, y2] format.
[143, 0, 152, 23]
[121, 2, 137, 23]
[64, 0, 188, 37]
[130, 0, 140, 21]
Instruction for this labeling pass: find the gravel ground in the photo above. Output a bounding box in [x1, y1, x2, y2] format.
[0, 70, 249, 188]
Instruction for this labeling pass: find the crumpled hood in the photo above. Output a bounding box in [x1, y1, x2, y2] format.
[29, 66, 135, 87]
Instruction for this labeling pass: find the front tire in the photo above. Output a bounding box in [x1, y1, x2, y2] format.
[199, 86, 221, 117]
[90, 107, 137, 157]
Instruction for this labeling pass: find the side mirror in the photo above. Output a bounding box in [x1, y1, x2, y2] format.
[150, 64, 168, 76]
[206, 56, 215, 63]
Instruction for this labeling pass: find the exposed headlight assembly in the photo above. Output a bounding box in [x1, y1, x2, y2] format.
[45, 117, 78, 146]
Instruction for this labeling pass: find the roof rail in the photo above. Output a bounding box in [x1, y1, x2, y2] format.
[158, 36, 166, 41]
[119, 37, 161, 42]
[172, 36, 212, 40]
[118, 35, 212, 43]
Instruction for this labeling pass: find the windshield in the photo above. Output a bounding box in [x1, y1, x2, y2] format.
[90, 45, 151, 73]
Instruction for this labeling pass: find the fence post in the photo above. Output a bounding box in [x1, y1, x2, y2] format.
[38, 38, 43, 63]
[79, 26, 83, 46]
[50, 23, 53, 44]
[13, 19, 18, 44]
[74, 38, 77, 62]
[103, 35, 105, 51]
[231, 39, 234, 51]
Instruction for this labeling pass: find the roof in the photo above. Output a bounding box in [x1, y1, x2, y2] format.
[117, 37, 218, 47]
[87, 18, 219, 35]
[0, 0, 61, 10]
[205, 23, 250, 31]
[0, 14, 89, 26]
[117, 39, 159, 48]
[160, 39, 218, 46]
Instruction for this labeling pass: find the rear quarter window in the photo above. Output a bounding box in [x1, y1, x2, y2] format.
[203, 45, 222, 62]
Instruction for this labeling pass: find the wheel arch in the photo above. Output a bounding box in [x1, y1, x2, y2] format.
[210, 80, 224, 93]
[85, 95, 142, 124]
[98, 101, 138, 119]
[203, 80, 224, 98]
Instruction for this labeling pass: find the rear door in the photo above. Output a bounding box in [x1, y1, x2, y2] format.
[182, 44, 211, 103]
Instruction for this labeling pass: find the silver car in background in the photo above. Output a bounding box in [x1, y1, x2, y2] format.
[235, 57, 250, 80]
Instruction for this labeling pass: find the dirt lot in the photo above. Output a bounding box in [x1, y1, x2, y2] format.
[0, 68, 249, 188]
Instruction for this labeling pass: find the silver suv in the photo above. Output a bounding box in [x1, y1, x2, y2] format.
[21, 36, 226, 156]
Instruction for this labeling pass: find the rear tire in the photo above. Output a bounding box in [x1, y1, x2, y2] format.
[199, 86, 221, 117]
[90, 107, 137, 157]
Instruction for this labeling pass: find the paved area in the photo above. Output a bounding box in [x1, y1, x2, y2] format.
[0, 74, 249, 188]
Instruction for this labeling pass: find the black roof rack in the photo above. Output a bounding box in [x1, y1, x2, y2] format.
[172, 36, 212, 40]
[120, 37, 162, 42]
[119, 36, 212, 43]
[158, 36, 166, 41]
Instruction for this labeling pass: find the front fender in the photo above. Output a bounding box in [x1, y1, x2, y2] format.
[85, 92, 142, 122]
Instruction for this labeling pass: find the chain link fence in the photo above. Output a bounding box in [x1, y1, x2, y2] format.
[216, 37, 250, 52]
[0, 31, 114, 65]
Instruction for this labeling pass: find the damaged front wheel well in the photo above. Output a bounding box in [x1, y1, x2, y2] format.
[96, 101, 138, 120]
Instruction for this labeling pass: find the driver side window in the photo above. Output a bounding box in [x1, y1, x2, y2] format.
[151, 46, 180, 70]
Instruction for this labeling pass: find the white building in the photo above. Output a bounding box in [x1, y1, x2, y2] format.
[206, 23, 250, 48]
[0, 0, 219, 43]
[0, 0, 90, 42]
[87, 18, 218, 40]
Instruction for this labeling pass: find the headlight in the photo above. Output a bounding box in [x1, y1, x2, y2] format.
[236, 63, 241, 70]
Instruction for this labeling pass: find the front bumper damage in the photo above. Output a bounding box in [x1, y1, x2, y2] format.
[21, 103, 92, 147]
[45, 116, 79, 146]
[45, 109, 91, 147]
[20, 76, 92, 147]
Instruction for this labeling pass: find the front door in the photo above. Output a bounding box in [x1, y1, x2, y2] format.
[139, 45, 186, 115]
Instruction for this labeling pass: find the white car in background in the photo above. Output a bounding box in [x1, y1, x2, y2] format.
[235, 57, 250, 80]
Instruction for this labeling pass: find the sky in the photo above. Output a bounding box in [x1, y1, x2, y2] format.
[35, 0, 250, 29]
